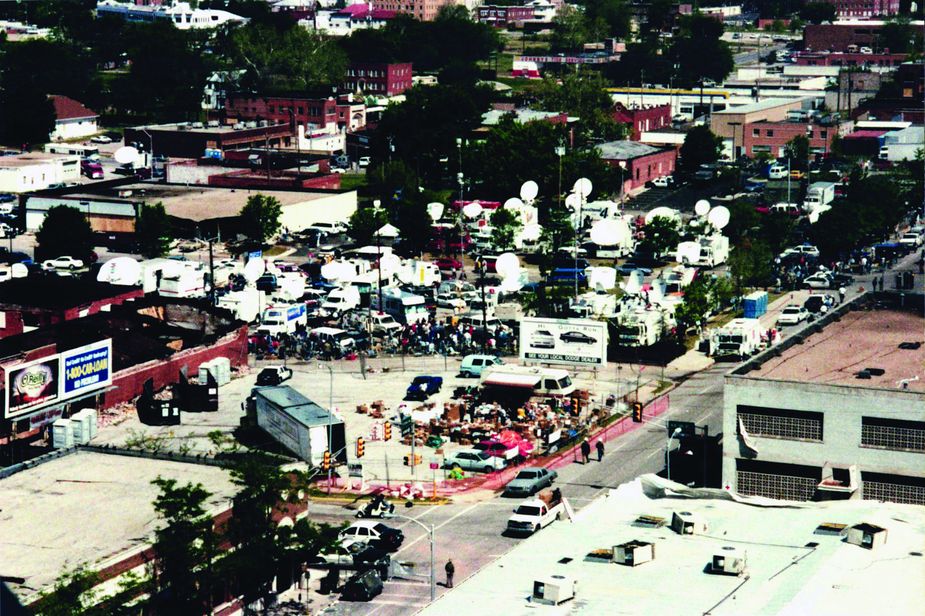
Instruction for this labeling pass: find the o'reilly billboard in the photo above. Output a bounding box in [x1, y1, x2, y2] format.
[520, 317, 607, 367]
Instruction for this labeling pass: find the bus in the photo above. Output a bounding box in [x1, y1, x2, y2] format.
[44, 144, 100, 159]
[371, 286, 428, 324]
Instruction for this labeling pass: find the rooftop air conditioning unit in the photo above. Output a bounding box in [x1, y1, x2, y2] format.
[531, 575, 576, 606]
[258, 120, 269, 127]
[847, 523, 888, 550]
[711, 546, 747, 576]
[207, 120, 220, 128]
[176, 123, 189, 131]
[233, 123, 244, 130]
[191, 122, 204, 129]
[672, 511, 708, 535]
[246, 121, 258, 129]
[614, 540, 655, 567]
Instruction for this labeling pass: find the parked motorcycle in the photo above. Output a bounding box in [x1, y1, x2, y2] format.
[356, 497, 395, 519]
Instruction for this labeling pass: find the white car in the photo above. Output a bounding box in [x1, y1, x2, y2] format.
[530, 329, 555, 349]
[90, 135, 112, 144]
[651, 176, 674, 188]
[803, 272, 834, 289]
[899, 232, 923, 248]
[358, 156, 371, 168]
[436, 293, 466, 309]
[42, 256, 84, 270]
[443, 449, 506, 473]
[330, 167, 346, 174]
[777, 304, 810, 326]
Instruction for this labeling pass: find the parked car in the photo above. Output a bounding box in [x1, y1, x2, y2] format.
[459, 354, 502, 378]
[443, 448, 506, 473]
[804, 293, 835, 314]
[338, 521, 404, 552]
[358, 156, 371, 168]
[777, 304, 810, 326]
[560, 331, 597, 344]
[803, 272, 835, 289]
[503, 467, 558, 498]
[405, 375, 443, 400]
[649, 176, 675, 189]
[42, 255, 84, 270]
[90, 135, 113, 144]
[529, 329, 556, 349]
[616, 262, 653, 276]
[436, 292, 466, 309]
[340, 569, 384, 602]
[434, 257, 463, 271]
[256, 365, 293, 386]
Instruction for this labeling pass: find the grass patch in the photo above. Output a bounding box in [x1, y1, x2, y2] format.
[339, 173, 368, 193]
[263, 245, 289, 256]
[652, 380, 673, 395]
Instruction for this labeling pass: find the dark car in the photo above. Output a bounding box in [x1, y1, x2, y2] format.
[255, 273, 277, 293]
[560, 331, 597, 345]
[405, 375, 443, 400]
[616, 262, 653, 276]
[256, 365, 293, 386]
[340, 569, 384, 602]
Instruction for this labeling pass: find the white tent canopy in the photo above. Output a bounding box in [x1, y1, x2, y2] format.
[376, 223, 400, 238]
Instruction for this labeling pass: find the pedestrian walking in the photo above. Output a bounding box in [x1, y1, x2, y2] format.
[596, 440, 605, 462]
[838, 286, 846, 304]
[580, 440, 591, 464]
[445, 559, 455, 588]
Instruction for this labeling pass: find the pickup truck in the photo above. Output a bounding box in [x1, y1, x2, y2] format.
[405, 375, 443, 401]
[506, 494, 565, 535]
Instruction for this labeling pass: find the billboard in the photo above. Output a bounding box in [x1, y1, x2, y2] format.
[520, 317, 607, 367]
[4, 339, 112, 420]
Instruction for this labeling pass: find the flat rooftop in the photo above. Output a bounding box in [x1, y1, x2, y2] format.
[421, 475, 925, 616]
[0, 278, 139, 310]
[747, 307, 924, 391]
[0, 450, 236, 602]
[0, 152, 77, 168]
[714, 97, 806, 115]
[138, 121, 287, 135]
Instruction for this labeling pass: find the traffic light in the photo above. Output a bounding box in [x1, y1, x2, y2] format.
[403, 453, 423, 466]
[321, 450, 331, 471]
[414, 453, 422, 466]
[632, 402, 644, 423]
[356, 437, 365, 458]
[383, 421, 392, 441]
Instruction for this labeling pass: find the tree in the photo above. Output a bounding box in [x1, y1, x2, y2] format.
[135, 202, 172, 258]
[679, 125, 722, 172]
[347, 204, 389, 246]
[785, 134, 810, 170]
[729, 238, 774, 292]
[800, 2, 836, 24]
[36, 205, 94, 261]
[583, 0, 632, 39]
[36, 564, 102, 616]
[638, 215, 680, 258]
[151, 477, 216, 615]
[536, 69, 626, 142]
[670, 14, 734, 86]
[393, 199, 433, 255]
[490, 208, 523, 251]
[879, 19, 923, 54]
[239, 194, 282, 244]
[674, 275, 712, 338]
[550, 5, 598, 51]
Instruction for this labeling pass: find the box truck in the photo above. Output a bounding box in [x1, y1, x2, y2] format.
[803, 182, 836, 213]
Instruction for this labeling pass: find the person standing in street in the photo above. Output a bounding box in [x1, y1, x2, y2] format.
[445, 559, 455, 588]
[596, 440, 605, 462]
[838, 286, 846, 304]
[580, 439, 591, 464]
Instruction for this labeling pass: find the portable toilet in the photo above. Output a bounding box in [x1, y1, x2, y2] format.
[743, 291, 768, 318]
[52, 418, 74, 449]
[213, 357, 231, 386]
[198, 358, 218, 384]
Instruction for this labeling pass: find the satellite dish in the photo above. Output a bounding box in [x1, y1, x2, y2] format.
[380, 253, 402, 274]
[649, 279, 666, 303]
[572, 177, 593, 198]
[243, 258, 265, 283]
[427, 202, 445, 220]
[564, 193, 581, 211]
[694, 200, 711, 217]
[520, 180, 539, 203]
[590, 219, 629, 247]
[504, 197, 524, 211]
[496, 252, 520, 277]
[624, 270, 644, 294]
[588, 266, 617, 291]
[675, 241, 701, 265]
[97, 257, 142, 285]
[114, 146, 139, 165]
[499, 276, 523, 294]
[10, 263, 28, 279]
[645, 207, 681, 225]
[462, 202, 483, 219]
[708, 205, 731, 230]
[520, 224, 542, 242]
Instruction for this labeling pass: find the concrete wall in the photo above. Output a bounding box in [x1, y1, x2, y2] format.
[722, 376, 925, 491]
[278, 190, 358, 231]
[50, 118, 99, 141]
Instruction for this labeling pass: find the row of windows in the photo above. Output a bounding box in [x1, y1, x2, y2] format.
[861, 417, 925, 453]
[345, 68, 409, 78]
[737, 470, 818, 501]
[751, 128, 829, 139]
[738, 407, 825, 442]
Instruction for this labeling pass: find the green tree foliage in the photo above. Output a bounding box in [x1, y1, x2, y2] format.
[679, 125, 722, 172]
[879, 19, 924, 54]
[367, 160, 420, 206]
[240, 194, 283, 243]
[538, 206, 576, 276]
[490, 208, 523, 251]
[347, 204, 389, 246]
[582, 0, 632, 39]
[785, 134, 810, 170]
[536, 69, 626, 142]
[135, 202, 173, 259]
[36, 206, 94, 261]
[800, 2, 837, 24]
[393, 199, 434, 255]
[36, 564, 102, 616]
[638, 215, 680, 258]
[550, 5, 602, 51]
[226, 22, 347, 94]
[671, 14, 734, 86]
[674, 275, 712, 337]
[729, 238, 774, 292]
[151, 477, 216, 615]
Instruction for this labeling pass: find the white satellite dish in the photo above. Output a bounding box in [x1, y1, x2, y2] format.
[520, 224, 542, 242]
[504, 197, 524, 211]
[675, 241, 702, 265]
[649, 279, 666, 303]
[98, 257, 142, 286]
[694, 200, 711, 217]
[496, 252, 520, 277]
[645, 206, 681, 225]
[462, 201, 483, 219]
[624, 270, 644, 294]
[588, 266, 617, 291]
[499, 276, 523, 294]
[114, 146, 139, 165]
[564, 193, 581, 211]
[380, 253, 402, 274]
[10, 263, 28, 279]
[427, 202, 445, 221]
[572, 177, 593, 198]
[242, 258, 265, 283]
[708, 205, 731, 230]
[520, 180, 539, 203]
[590, 219, 628, 246]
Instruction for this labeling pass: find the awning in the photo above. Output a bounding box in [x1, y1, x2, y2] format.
[482, 373, 541, 389]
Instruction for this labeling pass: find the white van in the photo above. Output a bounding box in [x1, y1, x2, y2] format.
[768, 164, 787, 180]
[310, 327, 356, 351]
[480, 365, 575, 398]
[770, 202, 801, 215]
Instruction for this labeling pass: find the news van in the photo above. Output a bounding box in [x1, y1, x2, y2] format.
[479, 365, 576, 398]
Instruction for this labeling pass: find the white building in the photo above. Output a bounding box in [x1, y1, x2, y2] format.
[309, 5, 395, 36]
[95, 1, 247, 30]
[723, 296, 925, 505]
[48, 95, 99, 142]
[421, 474, 925, 616]
[0, 153, 80, 193]
[879, 126, 924, 162]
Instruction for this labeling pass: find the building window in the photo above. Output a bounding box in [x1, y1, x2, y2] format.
[861, 417, 925, 453]
[736, 459, 820, 501]
[752, 128, 760, 137]
[862, 471, 925, 505]
[737, 405, 824, 442]
[766, 130, 774, 137]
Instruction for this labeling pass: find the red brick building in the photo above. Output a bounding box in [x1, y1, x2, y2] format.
[804, 21, 925, 52]
[612, 102, 672, 141]
[823, 0, 899, 18]
[742, 120, 841, 158]
[597, 141, 677, 192]
[341, 62, 413, 97]
[793, 51, 908, 67]
[225, 95, 364, 132]
[477, 5, 535, 26]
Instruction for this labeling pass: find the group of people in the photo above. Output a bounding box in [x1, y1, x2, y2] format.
[580, 439, 605, 464]
[377, 318, 516, 357]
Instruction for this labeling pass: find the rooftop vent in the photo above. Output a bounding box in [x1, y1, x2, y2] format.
[710, 546, 747, 576]
[531, 575, 576, 606]
[614, 540, 655, 567]
[814, 522, 847, 536]
[671, 511, 708, 536]
[633, 514, 667, 528]
[847, 523, 887, 550]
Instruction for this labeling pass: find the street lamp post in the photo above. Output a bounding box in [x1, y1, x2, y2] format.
[319, 362, 334, 493]
[393, 509, 437, 602]
[555, 141, 565, 210]
[666, 427, 682, 481]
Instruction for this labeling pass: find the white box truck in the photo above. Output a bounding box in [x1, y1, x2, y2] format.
[803, 182, 836, 213]
[257, 303, 308, 336]
[697, 234, 730, 268]
[709, 318, 765, 358]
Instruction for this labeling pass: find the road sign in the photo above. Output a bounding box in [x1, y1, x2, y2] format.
[400, 414, 413, 437]
[668, 421, 696, 439]
[348, 463, 363, 478]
